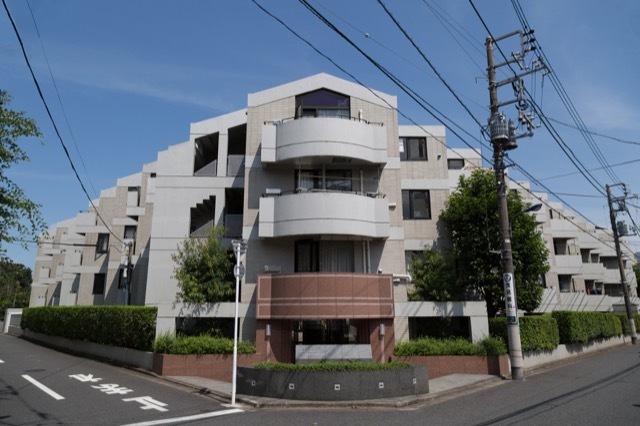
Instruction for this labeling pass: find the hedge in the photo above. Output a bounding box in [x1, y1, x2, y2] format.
[551, 311, 622, 344]
[490, 315, 560, 352]
[21, 306, 157, 351]
[394, 336, 507, 356]
[153, 333, 255, 354]
[615, 313, 640, 335]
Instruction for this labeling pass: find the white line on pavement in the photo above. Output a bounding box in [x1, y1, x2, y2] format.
[22, 375, 65, 400]
[119, 408, 244, 426]
[0, 359, 4, 363]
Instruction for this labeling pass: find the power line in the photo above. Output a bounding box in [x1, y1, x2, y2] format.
[468, 0, 614, 196]
[510, 0, 623, 186]
[546, 116, 640, 146]
[376, 0, 488, 138]
[3, 0, 122, 245]
[255, 0, 621, 253]
[25, 0, 99, 199]
[538, 158, 640, 181]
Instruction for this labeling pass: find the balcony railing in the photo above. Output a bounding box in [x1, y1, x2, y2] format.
[259, 190, 390, 238]
[261, 116, 388, 164]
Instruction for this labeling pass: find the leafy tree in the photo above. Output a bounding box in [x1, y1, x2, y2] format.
[408, 248, 461, 301]
[440, 169, 549, 317]
[0, 91, 46, 252]
[0, 258, 32, 317]
[172, 226, 235, 304]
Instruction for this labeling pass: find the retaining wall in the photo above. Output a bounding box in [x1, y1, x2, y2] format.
[236, 365, 428, 400]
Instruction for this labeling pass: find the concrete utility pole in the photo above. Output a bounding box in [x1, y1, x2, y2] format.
[606, 184, 637, 344]
[485, 30, 545, 381]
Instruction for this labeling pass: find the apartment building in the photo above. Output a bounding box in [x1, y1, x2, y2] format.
[30, 73, 637, 361]
[515, 183, 637, 299]
[30, 166, 156, 308]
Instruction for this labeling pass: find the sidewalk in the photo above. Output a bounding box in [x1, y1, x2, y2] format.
[165, 373, 503, 409]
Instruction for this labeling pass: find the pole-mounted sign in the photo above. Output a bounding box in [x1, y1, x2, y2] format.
[503, 273, 518, 324]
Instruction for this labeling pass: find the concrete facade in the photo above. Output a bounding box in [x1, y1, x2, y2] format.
[30, 73, 637, 362]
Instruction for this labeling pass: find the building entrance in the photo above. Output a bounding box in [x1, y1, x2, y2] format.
[292, 319, 360, 345]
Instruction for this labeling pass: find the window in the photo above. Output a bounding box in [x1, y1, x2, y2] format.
[96, 233, 109, 254]
[558, 275, 572, 293]
[295, 169, 352, 192]
[295, 240, 354, 272]
[93, 273, 106, 295]
[447, 158, 464, 170]
[296, 169, 322, 191]
[295, 89, 350, 119]
[325, 170, 352, 191]
[399, 137, 427, 161]
[402, 190, 431, 219]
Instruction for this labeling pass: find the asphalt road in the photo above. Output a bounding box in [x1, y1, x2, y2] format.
[3, 333, 640, 425]
[0, 333, 243, 425]
[221, 343, 640, 426]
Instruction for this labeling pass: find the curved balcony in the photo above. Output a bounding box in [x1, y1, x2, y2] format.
[261, 117, 387, 164]
[259, 191, 389, 238]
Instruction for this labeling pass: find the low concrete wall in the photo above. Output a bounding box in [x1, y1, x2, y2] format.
[153, 353, 265, 382]
[523, 335, 628, 370]
[22, 330, 155, 370]
[237, 365, 428, 401]
[393, 355, 510, 379]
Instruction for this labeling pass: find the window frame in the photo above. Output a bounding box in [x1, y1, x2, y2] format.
[402, 190, 432, 220]
[447, 158, 465, 170]
[96, 233, 109, 254]
[399, 137, 428, 161]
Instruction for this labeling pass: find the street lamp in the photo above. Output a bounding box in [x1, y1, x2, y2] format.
[231, 239, 247, 406]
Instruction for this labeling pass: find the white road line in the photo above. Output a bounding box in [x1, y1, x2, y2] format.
[21, 375, 65, 400]
[119, 408, 244, 426]
[0, 359, 4, 363]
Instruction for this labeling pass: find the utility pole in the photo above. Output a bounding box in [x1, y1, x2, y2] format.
[606, 183, 637, 344]
[486, 30, 545, 380]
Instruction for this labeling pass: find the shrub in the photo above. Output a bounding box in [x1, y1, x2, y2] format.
[252, 361, 413, 372]
[153, 333, 255, 355]
[21, 306, 157, 351]
[490, 315, 559, 352]
[616, 314, 640, 335]
[394, 336, 506, 356]
[552, 311, 622, 344]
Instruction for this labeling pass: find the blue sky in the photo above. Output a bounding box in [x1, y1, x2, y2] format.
[2, 0, 639, 269]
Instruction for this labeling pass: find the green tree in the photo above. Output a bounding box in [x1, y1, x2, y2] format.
[408, 248, 460, 301]
[0, 91, 46, 252]
[440, 169, 549, 317]
[172, 226, 235, 304]
[0, 258, 32, 317]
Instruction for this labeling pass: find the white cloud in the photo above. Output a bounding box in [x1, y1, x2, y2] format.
[11, 41, 265, 111]
[571, 86, 640, 132]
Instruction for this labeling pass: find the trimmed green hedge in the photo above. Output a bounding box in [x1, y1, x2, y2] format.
[153, 333, 256, 354]
[552, 311, 622, 344]
[21, 306, 157, 351]
[490, 315, 560, 352]
[253, 361, 412, 372]
[616, 313, 640, 335]
[394, 336, 507, 356]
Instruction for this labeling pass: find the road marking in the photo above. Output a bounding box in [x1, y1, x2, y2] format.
[0, 359, 4, 363]
[22, 375, 65, 400]
[119, 408, 243, 426]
